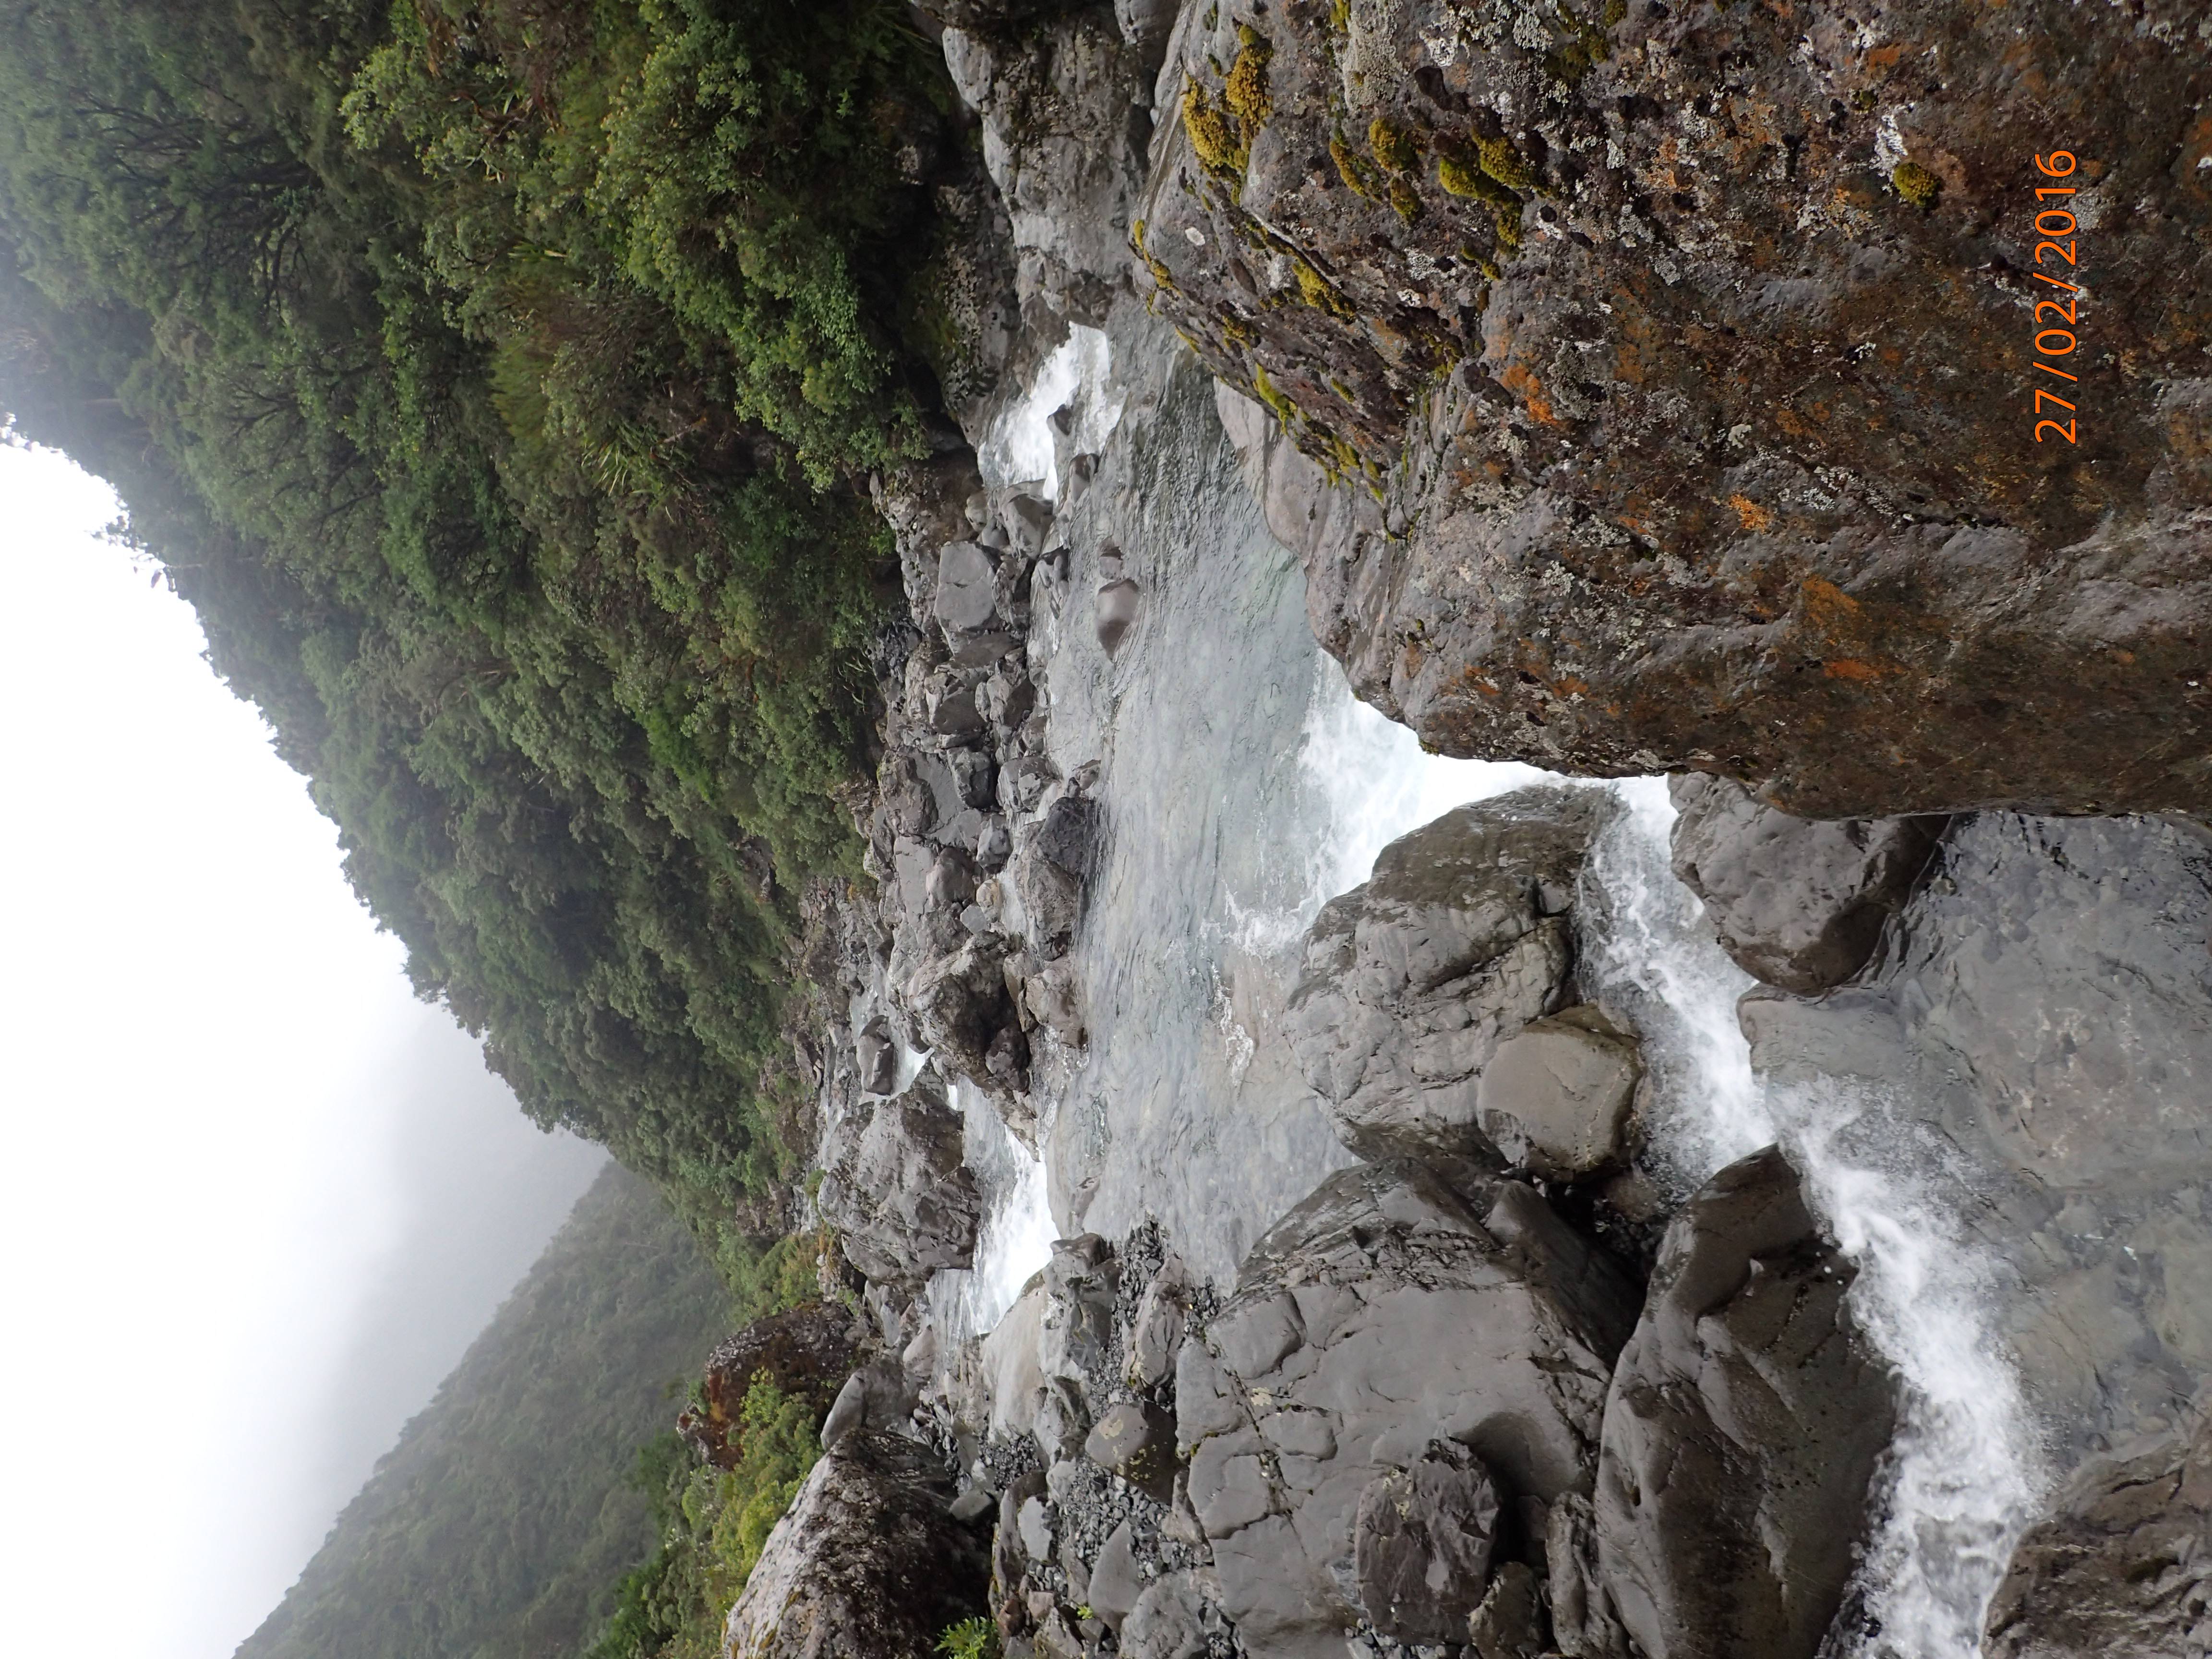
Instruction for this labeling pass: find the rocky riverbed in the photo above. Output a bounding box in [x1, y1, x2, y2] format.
[710, 3, 2212, 1656]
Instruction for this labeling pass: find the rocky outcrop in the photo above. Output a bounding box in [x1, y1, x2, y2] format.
[816, 1064, 982, 1289]
[1177, 1156, 1638, 1659]
[1584, 1147, 1895, 1659]
[1669, 775, 1946, 994]
[1476, 1006, 1641, 1182]
[680, 1304, 861, 1470]
[1283, 784, 1616, 1160]
[1151, 0, 2212, 818]
[722, 1430, 991, 1659]
[1984, 1407, 2212, 1659]
[1740, 809, 2212, 1464]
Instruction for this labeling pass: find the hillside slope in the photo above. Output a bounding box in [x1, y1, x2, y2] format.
[236, 1164, 731, 1659]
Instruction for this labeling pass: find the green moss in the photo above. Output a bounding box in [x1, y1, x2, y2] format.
[1891, 159, 1940, 208]
[1221, 314, 1258, 349]
[1294, 257, 1358, 320]
[1369, 117, 1417, 173]
[1477, 135, 1533, 190]
[1331, 136, 1380, 199]
[1388, 175, 1423, 223]
[1182, 79, 1240, 171]
[1225, 37, 1273, 128]
[1130, 219, 1178, 293]
[1251, 361, 1298, 425]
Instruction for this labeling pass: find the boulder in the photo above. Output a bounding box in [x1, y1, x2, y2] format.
[1178, 1157, 1638, 1659]
[1591, 1147, 1896, 1659]
[723, 1430, 990, 1659]
[1475, 1007, 1640, 1181]
[1468, 1561, 1550, 1659]
[935, 540, 1000, 634]
[902, 935, 1032, 1135]
[1668, 775, 1947, 994]
[1082, 1399, 1176, 1501]
[679, 1304, 858, 1470]
[1119, 1573, 1210, 1659]
[1352, 1439, 1503, 1643]
[816, 1065, 982, 1288]
[1095, 576, 1141, 653]
[1283, 786, 1613, 1160]
[852, 1019, 897, 1097]
[1983, 1407, 2212, 1659]
[1145, 0, 2212, 819]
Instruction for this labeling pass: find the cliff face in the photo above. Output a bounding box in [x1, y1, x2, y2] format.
[1136, 0, 2212, 816]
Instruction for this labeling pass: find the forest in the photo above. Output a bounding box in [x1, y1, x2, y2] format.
[0, 0, 968, 1244]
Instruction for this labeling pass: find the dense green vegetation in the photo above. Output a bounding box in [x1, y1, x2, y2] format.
[234, 1165, 741, 1659]
[583, 1374, 825, 1659]
[0, 0, 965, 1226]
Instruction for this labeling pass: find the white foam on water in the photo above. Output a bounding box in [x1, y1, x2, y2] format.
[976, 324, 1124, 498]
[1286, 719, 2040, 1656]
[1583, 781, 2044, 1659]
[929, 1078, 1057, 1346]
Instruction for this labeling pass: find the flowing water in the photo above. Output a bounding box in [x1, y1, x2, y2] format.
[934, 317, 2041, 1655]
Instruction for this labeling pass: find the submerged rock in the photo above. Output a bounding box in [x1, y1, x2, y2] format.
[1669, 775, 1947, 994]
[1178, 1156, 1637, 1659]
[817, 1064, 983, 1288]
[723, 1430, 990, 1659]
[1984, 1406, 2212, 1659]
[1589, 1147, 1895, 1659]
[1284, 785, 1614, 1160]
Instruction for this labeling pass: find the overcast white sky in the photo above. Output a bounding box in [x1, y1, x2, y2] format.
[0, 441, 607, 1659]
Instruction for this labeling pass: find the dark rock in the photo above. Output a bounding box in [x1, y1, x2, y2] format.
[1153, 0, 2212, 818]
[817, 1064, 983, 1288]
[1546, 1493, 1628, 1659]
[723, 1430, 990, 1659]
[1033, 1375, 1090, 1464]
[1591, 1146, 1896, 1659]
[1124, 1256, 1188, 1388]
[1739, 811, 2212, 1456]
[1352, 1439, 1503, 1642]
[1178, 1157, 1637, 1659]
[1475, 1007, 1641, 1181]
[1468, 1561, 1550, 1659]
[1082, 1399, 1177, 1501]
[903, 935, 1034, 1140]
[949, 745, 998, 809]
[679, 1304, 857, 1470]
[1984, 1407, 2212, 1659]
[1283, 786, 1614, 1160]
[1669, 775, 1947, 994]
[1035, 793, 1101, 879]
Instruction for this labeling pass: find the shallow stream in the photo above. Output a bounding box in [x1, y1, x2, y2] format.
[928, 317, 2043, 1658]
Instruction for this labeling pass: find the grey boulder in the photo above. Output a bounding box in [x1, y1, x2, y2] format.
[1983, 1406, 2212, 1659]
[1475, 1007, 1641, 1181]
[816, 1065, 981, 1288]
[1589, 1146, 1896, 1659]
[723, 1430, 989, 1659]
[1352, 1440, 1503, 1643]
[1178, 1157, 1637, 1659]
[1284, 786, 1614, 1160]
[1669, 774, 1946, 995]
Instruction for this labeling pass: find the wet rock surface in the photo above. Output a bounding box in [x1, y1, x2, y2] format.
[722, 1430, 992, 1659]
[1179, 1156, 1637, 1659]
[1741, 810, 2212, 1462]
[1148, 0, 2212, 819]
[1283, 784, 1616, 1160]
[1668, 774, 1947, 994]
[817, 1064, 983, 1289]
[1589, 1146, 1896, 1659]
[1984, 1406, 2212, 1659]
